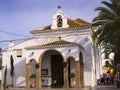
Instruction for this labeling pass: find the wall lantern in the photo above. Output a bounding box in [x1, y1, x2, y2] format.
[35, 63, 39, 69]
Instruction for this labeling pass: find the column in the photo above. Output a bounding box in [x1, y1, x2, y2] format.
[75, 61, 81, 87]
[80, 63, 84, 87]
[26, 64, 31, 88]
[36, 63, 41, 88]
[63, 62, 69, 87]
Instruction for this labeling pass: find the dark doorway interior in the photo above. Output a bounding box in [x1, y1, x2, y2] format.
[68, 59, 71, 86]
[51, 55, 63, 87]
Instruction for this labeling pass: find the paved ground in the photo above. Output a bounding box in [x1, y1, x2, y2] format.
[8, 87, 90, 90]
[91, 85, 120, 90]
[3, 85, 120, 90]
[8, 88, 90, 90]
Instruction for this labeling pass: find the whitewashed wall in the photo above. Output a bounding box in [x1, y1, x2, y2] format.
[2, 28, 100, 87]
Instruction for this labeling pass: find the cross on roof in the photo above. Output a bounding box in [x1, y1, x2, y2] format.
[58, 5, 61, 10]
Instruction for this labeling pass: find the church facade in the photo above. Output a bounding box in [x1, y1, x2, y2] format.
[2, 8, 102, 88]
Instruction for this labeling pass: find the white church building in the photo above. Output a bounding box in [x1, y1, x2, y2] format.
[2, 7, 102, 88]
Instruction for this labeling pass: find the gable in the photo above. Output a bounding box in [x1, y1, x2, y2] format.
[25, 39, 77, 49]
[30, 18, 91, 34]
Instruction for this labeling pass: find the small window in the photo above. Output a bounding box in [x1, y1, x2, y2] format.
[16, 49, 22, 57]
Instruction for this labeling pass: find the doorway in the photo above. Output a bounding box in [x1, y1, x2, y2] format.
[51, 55, 64, 87]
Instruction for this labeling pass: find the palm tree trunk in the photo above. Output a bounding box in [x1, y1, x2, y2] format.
[114, 50, 120, 66]
[114, 48, 120, 74]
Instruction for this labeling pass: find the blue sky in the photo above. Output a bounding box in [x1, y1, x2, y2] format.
[0, 0, 102, 49]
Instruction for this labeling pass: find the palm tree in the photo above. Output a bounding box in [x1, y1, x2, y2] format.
[92, 0, 120, 65]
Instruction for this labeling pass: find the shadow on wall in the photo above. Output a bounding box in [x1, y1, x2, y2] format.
[14, 58, 26, 87]
[3, 58, 26, 87]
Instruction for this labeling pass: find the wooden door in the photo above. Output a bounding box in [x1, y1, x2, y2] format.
[51, 55, 63, 87]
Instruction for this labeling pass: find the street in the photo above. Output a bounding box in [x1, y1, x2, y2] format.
[7, 85, 119, 90]
[92, 85, 120, 90]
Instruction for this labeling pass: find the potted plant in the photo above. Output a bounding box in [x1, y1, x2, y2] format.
[30, 74, 36, 88]
[52, 79, 57, 88]
[30, 74, 36, 79]
[69, 73, 75, 78]
[68, 73, 75, 88]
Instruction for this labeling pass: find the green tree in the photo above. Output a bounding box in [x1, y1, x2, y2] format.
[10, 55, 14, 87]
[92, 0, 120, 65]
[3, 66, 7, 90]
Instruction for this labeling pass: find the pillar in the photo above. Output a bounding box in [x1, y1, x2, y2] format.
[63, 62, 69, 87]
[36, 63, 41, 88]
[75, 61, 81, 87]
[80, 62, 84, 87]
[26, 64, 31, 88]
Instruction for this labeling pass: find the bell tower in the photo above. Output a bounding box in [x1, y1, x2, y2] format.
[51, 6, 69, 29]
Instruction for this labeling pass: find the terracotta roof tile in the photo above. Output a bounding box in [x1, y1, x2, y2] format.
[25, 39, 77, 49]
[74, 18, 91, 25]
[67, 18, 91, 28]
[30, 18, 91, 34]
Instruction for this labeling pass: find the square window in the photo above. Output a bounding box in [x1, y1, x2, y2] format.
[16, 49, 22, 57]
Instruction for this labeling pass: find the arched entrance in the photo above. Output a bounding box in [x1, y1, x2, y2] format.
[67, 57, 75, 87]
[30, 60, 36, 84]
[40, 50, 64, 87]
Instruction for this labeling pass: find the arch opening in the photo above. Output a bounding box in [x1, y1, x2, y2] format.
[40, 50, 64, 87]
[29, 59, 37, 86]
[57, 15, 63, 27]
[67, 57, 75, 86]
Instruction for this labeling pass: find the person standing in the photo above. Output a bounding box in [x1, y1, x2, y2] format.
[106, 71, 111, 84]
[111, 75, 115, 85]
[115, 72, 120, 88]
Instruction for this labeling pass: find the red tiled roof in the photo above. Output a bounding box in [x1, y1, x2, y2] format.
[30, 18, 91, 34]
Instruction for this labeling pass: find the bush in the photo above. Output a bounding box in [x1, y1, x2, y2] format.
[30, 74, 36, 79]
[69, 73, 75, 78]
